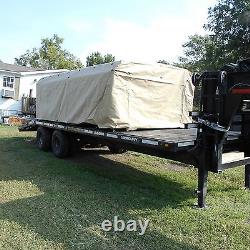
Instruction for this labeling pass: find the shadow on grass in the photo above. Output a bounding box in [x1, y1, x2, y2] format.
[0, 136, 199, 249]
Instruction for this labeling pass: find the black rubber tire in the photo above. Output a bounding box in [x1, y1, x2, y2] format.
[108, 145, 127, 154]
[51, 130, 70, 158]
[37, 126, 51, 151]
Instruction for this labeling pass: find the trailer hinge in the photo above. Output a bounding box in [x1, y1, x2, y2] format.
[197, 118, 229, 132]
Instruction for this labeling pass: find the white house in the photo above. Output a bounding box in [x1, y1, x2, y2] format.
[0, 62, 67, 121]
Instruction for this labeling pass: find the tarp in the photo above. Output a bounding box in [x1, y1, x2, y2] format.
[36, 61, 194, 130]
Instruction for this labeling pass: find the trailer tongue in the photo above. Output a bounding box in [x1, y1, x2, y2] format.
[20, 59, 250, 208]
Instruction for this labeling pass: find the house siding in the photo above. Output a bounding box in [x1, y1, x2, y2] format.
[0, 69, 67, 121]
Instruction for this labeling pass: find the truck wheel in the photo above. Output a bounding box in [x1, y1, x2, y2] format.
[37, 126, 51, 151]
[108, 145, 127, 154]
[51, 130, 70, 158]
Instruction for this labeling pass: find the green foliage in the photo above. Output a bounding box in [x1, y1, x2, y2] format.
[177, 35, 222, 72]
[15, 34, 83, 70]
[177, 0, 250, 72]
[86, 51, 115, 67]
[157, 60, 171, 65]
[206, 0, 250, 62]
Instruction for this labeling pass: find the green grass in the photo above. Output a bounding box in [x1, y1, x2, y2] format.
[0, 125, 250, 249]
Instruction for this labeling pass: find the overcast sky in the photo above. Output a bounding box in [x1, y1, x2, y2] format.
[0, 0, 217, 65]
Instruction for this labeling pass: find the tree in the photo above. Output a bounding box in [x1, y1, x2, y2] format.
[15, 34, 83, 70]
[157, 60, 171, 65]
[177, 34, 223, 71]
[206, 0, 250, 63]
[86, 51, 115, 66]
[177, 0, 250, 72]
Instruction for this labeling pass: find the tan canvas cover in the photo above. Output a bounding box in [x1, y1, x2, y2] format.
[36, 61, 194, 130]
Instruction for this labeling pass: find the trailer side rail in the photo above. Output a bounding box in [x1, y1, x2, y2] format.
[36, 120, 197, 152]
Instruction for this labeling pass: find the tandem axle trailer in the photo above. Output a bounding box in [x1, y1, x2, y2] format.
[20, 60, 250, 208]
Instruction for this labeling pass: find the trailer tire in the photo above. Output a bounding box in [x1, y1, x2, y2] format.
[108, 145, 127, 154]
[37, 126, 51, 151]
[51, 130, 70, 158]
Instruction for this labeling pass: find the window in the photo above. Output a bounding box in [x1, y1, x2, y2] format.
[3, 76, 15, 88]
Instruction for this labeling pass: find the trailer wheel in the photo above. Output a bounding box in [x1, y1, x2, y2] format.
[37, 126, 51, 151]
[51, 130, 70, 158]
[108, 145, 127, 154]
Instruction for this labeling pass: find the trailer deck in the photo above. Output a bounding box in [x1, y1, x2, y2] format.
[28, 120, 240, 152]
[34, 120, 197, 152]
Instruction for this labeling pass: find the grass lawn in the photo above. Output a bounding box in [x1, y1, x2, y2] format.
[0, 125, 250, 249]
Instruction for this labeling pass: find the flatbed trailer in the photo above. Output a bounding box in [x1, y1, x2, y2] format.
[20, 60, 250, 208]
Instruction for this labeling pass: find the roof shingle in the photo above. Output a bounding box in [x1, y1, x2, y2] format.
[0, 62, 42, 72]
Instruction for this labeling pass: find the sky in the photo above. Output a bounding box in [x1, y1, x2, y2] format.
[0, 0, 217, 65]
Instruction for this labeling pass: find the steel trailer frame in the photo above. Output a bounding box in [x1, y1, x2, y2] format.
[20, 62, 250, 208]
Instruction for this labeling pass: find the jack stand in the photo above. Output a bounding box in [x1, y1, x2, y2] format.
[196, 167, 208, 208]
[245, 164, 250, 189]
